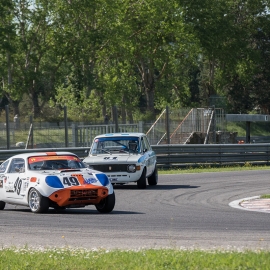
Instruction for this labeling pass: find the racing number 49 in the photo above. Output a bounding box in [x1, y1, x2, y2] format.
[63, 176, 80, 186]
[14, 177, 22, 195]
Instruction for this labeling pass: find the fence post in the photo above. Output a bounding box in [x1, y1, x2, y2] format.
[72, 124, 78, 147]
[30, 115, 34, 148]
[5, 105, 10, 149]
[64, 106, 68, 147]
[113, 106, 119, 132]
[166, 106, 170, 144]
[213, 106, 216, 144]
[138, 121, 143, 133]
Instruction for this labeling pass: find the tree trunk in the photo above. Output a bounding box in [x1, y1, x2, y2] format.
[138, 59, 155, 113]
[31, 91, 40, 118]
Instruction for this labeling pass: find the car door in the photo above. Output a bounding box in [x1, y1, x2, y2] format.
[4, 158, 26, 200]
[141, 136, 152, 176]
[143, 135, 155, 175]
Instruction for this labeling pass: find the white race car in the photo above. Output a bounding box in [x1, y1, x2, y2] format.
[0, 152, 115, 213]
[83, 133, 158, 189]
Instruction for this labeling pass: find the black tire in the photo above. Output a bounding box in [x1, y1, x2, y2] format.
[0, 201, 6, 210]
[148, 166, 158, 186]
[95, 192, 115, 213]
[137, 168, 147, 189]
[28, 188, 49, 213]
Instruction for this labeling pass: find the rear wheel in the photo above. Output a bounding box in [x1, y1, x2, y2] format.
[137, 168, 147, 189]
[0, 201, 6, 210]
[28, 188, 49, 213]
[148, 166, 158, 186]
[95, 192, 115, 213]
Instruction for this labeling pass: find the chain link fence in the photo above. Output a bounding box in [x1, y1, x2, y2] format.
[0, 105, 237, 149]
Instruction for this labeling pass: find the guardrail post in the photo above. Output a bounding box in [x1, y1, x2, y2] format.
[5, 105, 10, 149]
[246, 121, 251, 143]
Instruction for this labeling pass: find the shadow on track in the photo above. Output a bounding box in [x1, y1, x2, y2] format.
[113, 184, 200, 190]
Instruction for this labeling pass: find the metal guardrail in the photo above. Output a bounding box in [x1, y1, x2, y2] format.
[153, 144, 270, 167]
[0, 144, 269, 167]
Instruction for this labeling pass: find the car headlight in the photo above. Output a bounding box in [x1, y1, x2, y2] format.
[95, 173, 109, 186]
[45, 176, 64, 188]
[127, 164, 136, 173]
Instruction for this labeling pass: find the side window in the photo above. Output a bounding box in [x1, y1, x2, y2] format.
[141, 138, 147, 152]
[0, 160, 10, 173]
[9, 158, 25, 173]
[144, 136, 151, 150]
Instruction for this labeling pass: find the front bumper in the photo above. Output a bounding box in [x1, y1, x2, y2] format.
[49, 185, 108, 207]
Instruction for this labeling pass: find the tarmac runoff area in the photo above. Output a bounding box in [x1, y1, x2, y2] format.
[229, 196, 270, 213]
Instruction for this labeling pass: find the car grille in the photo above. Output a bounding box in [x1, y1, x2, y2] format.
[69, 189, 98, 201]
[91, 164, 128, 172]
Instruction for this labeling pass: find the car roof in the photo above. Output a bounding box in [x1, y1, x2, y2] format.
[7, 152, 78, 160]
[94, 132, 145, 139]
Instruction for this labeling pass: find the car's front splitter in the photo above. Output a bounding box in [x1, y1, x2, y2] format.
[49, 185, 108, 207]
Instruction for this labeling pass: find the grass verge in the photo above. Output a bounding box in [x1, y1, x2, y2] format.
[158, 163, 270, 174]
[1, 248, 270, 270]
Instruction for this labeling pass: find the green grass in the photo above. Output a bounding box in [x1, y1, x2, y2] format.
[158, 163, 270, 174]
[0, 248, 270, 270]
[226, 121, 270, 136]
[260, 194, 270, 199]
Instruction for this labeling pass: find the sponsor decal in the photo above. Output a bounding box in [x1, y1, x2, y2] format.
[0, 180, 3, 188]
[23, 181, 29, 192]
[5, 182, 14, 192]
[104, 157, 118, 161]
[84, 178, 98, 184]
[28, 155, 79, 164]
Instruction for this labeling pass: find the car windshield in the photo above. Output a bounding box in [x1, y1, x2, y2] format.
[28, 155, 86, 170]
[90, 136, 140, 154]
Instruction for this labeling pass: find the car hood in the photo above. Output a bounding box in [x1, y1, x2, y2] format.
[83, 154, 141, 164]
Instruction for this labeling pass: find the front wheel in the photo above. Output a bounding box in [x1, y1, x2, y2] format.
[0, 201, 6, 210]
[95, 192, 115, 213]
[148, 166, 158, 186]
[137, 168, 146, 189]
[28, 188, 49, 213]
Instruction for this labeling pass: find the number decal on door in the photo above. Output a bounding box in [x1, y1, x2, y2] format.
[14, 177, 22, 195]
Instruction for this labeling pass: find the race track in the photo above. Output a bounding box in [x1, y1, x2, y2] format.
[1, 170, 270, 251]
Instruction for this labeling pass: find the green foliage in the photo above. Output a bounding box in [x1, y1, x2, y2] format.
[1, 0, 270, 121]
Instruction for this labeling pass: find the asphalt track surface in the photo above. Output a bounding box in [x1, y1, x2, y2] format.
[1, 170, 270, 251]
